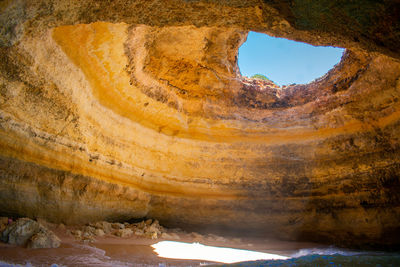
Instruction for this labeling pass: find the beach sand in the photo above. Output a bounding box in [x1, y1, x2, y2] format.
[0, 222, 323, 266]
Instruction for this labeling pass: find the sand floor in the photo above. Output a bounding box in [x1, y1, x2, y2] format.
[0, 223, 324, 267]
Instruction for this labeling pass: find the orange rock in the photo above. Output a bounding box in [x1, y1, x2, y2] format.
[0, 0, 399, 249]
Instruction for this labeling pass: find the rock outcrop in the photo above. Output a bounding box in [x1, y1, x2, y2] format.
[1, 218, 40, 246]
[1, 218, 60, 248]
[27, 228, 61, 249]
[69, 219, 167, 242]
[0, 0, 399, 249]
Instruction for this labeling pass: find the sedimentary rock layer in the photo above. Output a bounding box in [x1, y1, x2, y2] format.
[0, 0, 400, 248]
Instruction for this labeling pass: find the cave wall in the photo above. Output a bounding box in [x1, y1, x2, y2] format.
[1, 0, 400, 248]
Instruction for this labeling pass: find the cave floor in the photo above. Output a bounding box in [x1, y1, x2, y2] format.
[1, 232, 400, 267]
[0, 225, 326, 267]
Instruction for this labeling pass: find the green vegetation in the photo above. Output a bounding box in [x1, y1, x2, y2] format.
[250, 74, 271, 81]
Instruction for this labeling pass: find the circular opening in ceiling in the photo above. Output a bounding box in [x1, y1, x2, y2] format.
[238, 32, 345, 86]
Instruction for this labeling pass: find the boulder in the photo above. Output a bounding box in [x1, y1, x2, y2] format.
[115, 228, 133, 237]
[0, 218, 60, 248]
[1, 218, 40, 245]
[83, 231, 92, 238]
[91, 221, 112, 234]
[147, 222, 162, 235]
[27, 227, 61, 248]
[111, 223, 125, 229]
[71, 230, 82, 238]
[135, 221, 146, 230]
[83, 226, 96, 235]
[134, 229, 144, 236]
[94, 228, 105, 237]
[145, 231, 158, 239]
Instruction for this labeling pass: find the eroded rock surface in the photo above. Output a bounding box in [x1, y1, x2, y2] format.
[1, 218, 40, 246]
[1, 218, 60, 248]
[0, 0, 400, 249]
[27, 228, 61, 249]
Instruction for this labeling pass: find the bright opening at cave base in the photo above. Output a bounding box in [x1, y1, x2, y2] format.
[151, 241, 289, 264]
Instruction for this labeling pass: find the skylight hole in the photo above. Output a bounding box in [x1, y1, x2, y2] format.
[238, 32, 345, 86]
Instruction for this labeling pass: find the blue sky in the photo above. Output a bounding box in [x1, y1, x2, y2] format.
[238, 31, 345, 86]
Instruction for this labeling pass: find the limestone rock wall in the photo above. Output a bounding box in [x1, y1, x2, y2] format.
[1, 0, 400, 248]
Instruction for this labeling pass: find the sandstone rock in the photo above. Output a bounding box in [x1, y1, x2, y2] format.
[0, 0, 400, 250]
[83, 226, 96, 235]
[27, 228, 61, 249]
[0, 217, 8, 233]
[71, 230, 82, 238]
[1, 218, 40, 245]
[91, 221, 112, 234]
[138, 219, 164, 239]
[147, 224, 161, 235]
[111, 223, 125, 230]
[149, 220, 162, 231]
[145, 231, 158, 240]
[134, 229, 144, 236]
[0, 218, 60, 248]
[57, 224, 66, 231]
[82, 231, 92, 238]
[94, 228, 105, 237]
[0, 217, 8, 225]
[114, 228, 133, 238]
[135, 221, 146, 230]
[125, 224, 136, 229]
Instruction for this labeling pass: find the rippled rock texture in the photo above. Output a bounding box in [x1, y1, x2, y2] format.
[0, 0, 400, 249]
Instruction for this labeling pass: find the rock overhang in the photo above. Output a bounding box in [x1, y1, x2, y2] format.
[0, 0, 400, 249]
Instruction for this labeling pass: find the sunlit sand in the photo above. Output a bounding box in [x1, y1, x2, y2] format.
[152, 241, 289, 264]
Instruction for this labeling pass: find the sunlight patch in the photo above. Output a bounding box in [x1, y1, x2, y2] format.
[151, 241, 288, 264]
